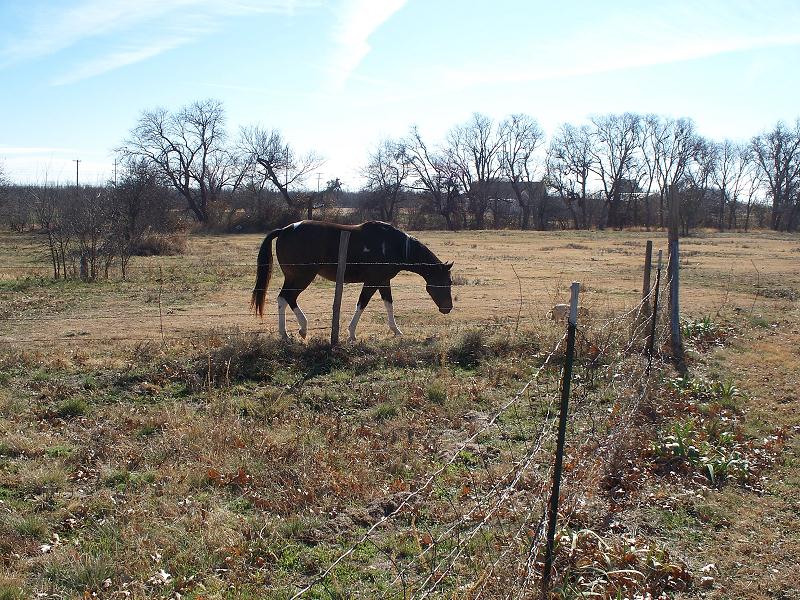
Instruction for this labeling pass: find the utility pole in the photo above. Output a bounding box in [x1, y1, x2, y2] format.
[74, 159, 81, 189]
[114, 159, 117, 187]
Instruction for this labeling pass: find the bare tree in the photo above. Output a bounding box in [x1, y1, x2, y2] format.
[119, 99, 248, 223]
[546, 123, 595, 229]
[361, 138, 410, 223]
[710, 140, 751, 230]
[742, 165, 763, 232]
[240, 125, 323, 217]
[637, 115, 669, 230]
[446, 113, 503, 229]
[499, 114, 545, 229]
[111, 159, 168, 276]
[587, 113, 642, 229]
[653, 117, 699, 228]
[751, 120, 800, 231]
[683, 137, 717, 233]
[404, 126, 462, 230]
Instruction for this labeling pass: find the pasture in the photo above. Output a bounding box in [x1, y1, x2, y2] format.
[0, 228, 799, 599]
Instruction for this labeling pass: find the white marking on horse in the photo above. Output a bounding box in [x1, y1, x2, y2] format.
[287, 221, 303, 230]
[404, 234, 411, 261]
[277, 296, 289, 339]
[384, 300, 402, 336]
[381, 241, 386, 256]
[348, 303, 363, 342]
[293, 305, 308, 338]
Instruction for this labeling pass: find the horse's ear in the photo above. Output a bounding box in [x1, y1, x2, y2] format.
[444, 261, 453, 271]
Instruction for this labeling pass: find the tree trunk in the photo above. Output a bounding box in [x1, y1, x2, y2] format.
[520, 202, 531, 230]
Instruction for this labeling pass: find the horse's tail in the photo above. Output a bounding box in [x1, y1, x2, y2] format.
[251, 228, 283, 317]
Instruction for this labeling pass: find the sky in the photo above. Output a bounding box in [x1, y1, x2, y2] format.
[1, 0, 799, 188]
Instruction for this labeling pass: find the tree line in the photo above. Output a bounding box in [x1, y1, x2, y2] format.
[1, 101, 799, 261]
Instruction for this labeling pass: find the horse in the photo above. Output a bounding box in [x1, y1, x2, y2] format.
[251, 220, 453, 341]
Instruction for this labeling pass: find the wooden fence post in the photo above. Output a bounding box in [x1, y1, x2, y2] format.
[647, 250, 663, 369]
[642, 240, 653, 314]
[330, 230, 351, 346]
[541, 281, 581, 597]
[668, 185, 686, 372]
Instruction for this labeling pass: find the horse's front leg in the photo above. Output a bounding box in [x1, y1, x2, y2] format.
[379, 283, 402, 337]
[348, 285, 378, 342]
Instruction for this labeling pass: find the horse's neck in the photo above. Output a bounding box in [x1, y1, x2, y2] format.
[404, 238, 438, 275]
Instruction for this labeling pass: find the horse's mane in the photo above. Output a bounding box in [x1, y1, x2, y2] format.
[409, 236, 441, 266]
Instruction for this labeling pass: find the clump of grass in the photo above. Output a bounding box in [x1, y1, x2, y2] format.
[0, 578, 27, 600]
[426, 380, 447, 405]
[372, 401, 399, 422]
[277, 515, 323, 544]
[10, 514, 49, 539]
[45, 445, 74, 458]
[0, 439, 24, 458]
[56, 397, 88, 419]
[448, 329, 486, 368]
[43, 553, 117, 595]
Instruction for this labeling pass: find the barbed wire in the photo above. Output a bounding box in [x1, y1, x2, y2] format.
[287, 332, 567, 599]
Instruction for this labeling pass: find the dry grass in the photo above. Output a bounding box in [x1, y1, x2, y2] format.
[0, 228, 798, 598]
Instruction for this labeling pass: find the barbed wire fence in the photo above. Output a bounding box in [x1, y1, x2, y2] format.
[0, 240, 678, 597]
[267, 275, 672, 599]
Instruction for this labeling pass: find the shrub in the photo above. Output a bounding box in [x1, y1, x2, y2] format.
[448, 329, 486, 368]
[132, 232, 187, 256]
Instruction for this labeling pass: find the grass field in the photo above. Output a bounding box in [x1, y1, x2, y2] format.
[0, 228, 798, 599]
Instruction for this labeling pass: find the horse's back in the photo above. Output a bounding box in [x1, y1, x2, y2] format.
[274, 220, 405, 283]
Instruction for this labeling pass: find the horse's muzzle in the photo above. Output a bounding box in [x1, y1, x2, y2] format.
[439, 307, 452, 314]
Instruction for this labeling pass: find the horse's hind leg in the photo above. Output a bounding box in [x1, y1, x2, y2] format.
[278, 275, 313, 339]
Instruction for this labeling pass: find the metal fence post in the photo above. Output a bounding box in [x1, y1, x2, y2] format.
[541, 281, 580, 597]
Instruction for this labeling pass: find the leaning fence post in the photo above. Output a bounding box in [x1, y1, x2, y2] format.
[647, 250, 663, 370]
[330, 230, 351, 346]
[541, 281, 580, 598]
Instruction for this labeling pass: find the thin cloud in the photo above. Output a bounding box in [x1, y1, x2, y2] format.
[443, 31, 800, 89]
[1, 0, 317, 84]
[51, 38, 193, 86]
[327, 0, 407, 88]
[0, 146, 74, 155]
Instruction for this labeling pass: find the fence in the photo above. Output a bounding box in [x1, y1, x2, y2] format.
[0, 239, 678, 597]
[275, 275, 672, 598]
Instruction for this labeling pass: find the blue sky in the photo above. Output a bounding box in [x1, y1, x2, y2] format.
[1, 0, 799, 187]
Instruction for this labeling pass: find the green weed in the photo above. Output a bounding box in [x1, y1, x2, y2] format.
[56, 397, 88, 419]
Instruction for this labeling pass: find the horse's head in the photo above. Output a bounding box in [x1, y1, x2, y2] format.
[425, 261, 453, 314]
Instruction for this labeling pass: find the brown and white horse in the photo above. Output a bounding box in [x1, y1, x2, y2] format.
[251, 220, 453, 340]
